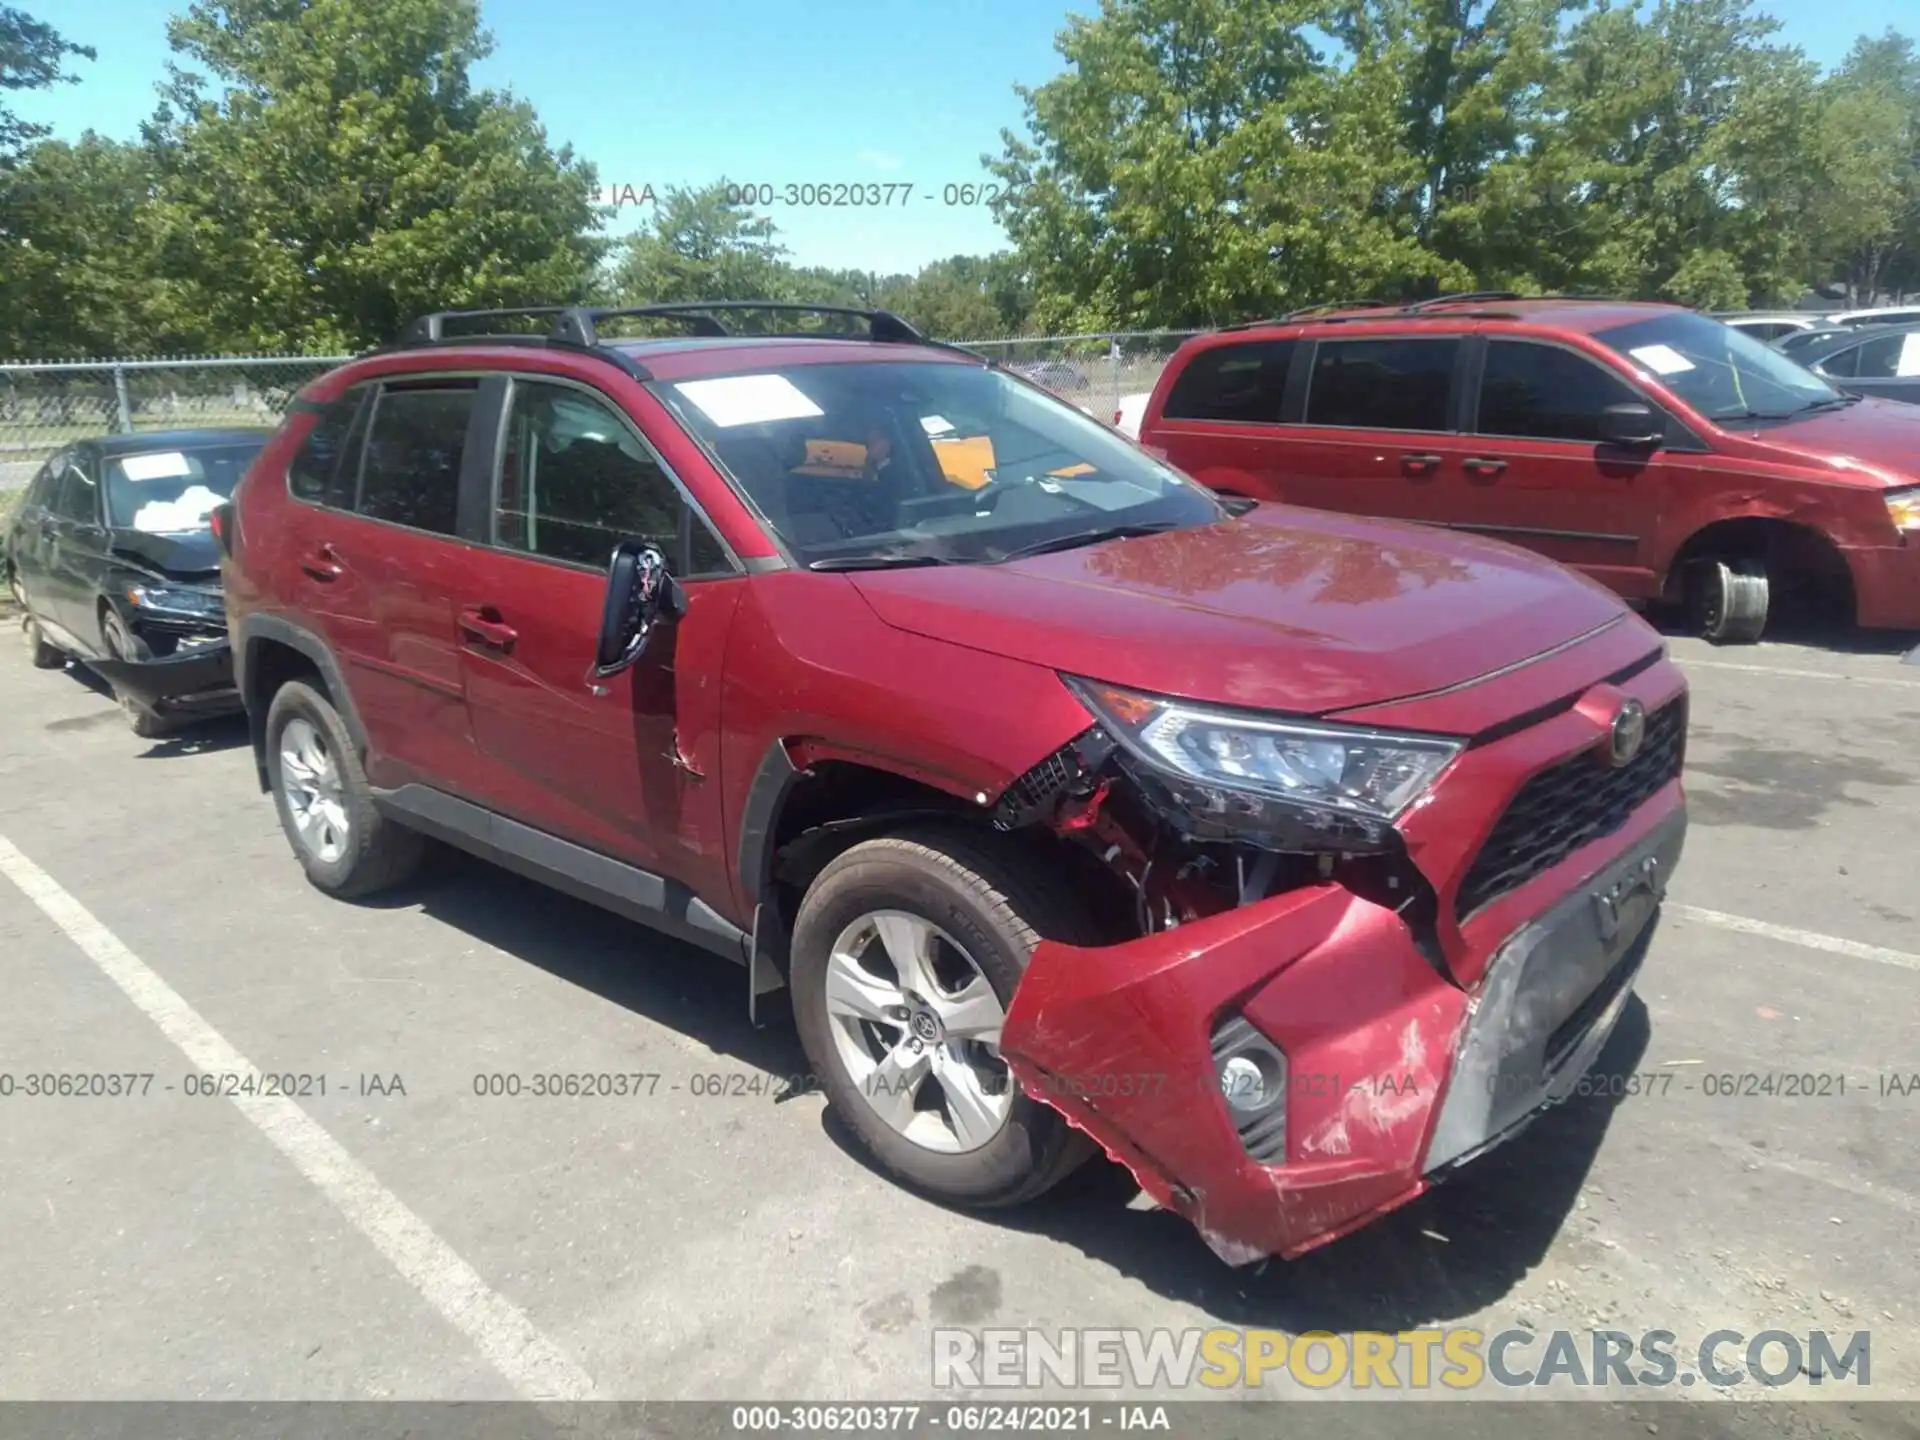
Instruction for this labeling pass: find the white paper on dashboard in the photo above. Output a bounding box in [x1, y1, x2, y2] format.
[1628, 344, 1695, 376]
[673, 375, 824, 428]
[120, 451, 194, 481]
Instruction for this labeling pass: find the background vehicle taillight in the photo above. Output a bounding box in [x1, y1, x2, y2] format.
[211, 502, 235, 558]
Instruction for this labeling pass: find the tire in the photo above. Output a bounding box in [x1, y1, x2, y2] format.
[790, 825, 1097, 1209]
[22, 612, 65, 669]
[1689, 557, 1769, 645]
[99, 606, 173, 736]
[264, 679, 425, 898]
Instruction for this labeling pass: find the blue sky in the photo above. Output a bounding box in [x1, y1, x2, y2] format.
[14, 0, 1910, 274]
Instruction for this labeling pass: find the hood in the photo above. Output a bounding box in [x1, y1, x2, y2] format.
[108, 527, 222, 581]
[848, 506, 1632, 717]
[1737, 397, 1920, 485]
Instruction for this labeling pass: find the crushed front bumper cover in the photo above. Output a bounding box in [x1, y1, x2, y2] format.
[1001, 793, 1686, 1265]
[88, 640, 241, 718]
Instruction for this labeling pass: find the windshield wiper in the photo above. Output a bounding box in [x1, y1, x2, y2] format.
[1793, 394, 1862, 414]
[808, 551, 959, 572]
[993, 520, 1184, 563]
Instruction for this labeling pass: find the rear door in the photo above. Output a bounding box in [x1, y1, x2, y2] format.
[1448, 337, 1673, 598]
[43, 444, 111, 645]
[289, 375, 489, 789]
[1279, 334, 1474, 524]
[452, 374, 745, 903]
[7, 455, 59, 616]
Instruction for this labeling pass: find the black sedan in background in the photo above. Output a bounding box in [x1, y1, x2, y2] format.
[1781, 324, 1920, 405]
[5, 428, 267, 736]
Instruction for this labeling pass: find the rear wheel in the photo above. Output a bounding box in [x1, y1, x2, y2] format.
[22, 611, 65, 669]
[265, 679, 425, 898]
[790, 827, 1096, 1209]
[99, 607, 172, 737]
[1688, 557, 1769, 645]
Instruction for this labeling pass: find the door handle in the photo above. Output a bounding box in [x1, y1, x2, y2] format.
[1463, 457, 1508, 478]
[1399, 452, 1444, 474]
[458, 605, 519, 652]
[299, 543, 343, 582]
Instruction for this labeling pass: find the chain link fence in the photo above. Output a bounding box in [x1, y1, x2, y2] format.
[955, 331, 1201, 421]
[0, 356, 349, 491]
[0, 332, 1202, 491]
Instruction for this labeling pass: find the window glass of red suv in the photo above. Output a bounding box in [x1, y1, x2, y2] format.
[1304, 338, 1459, 431]
[1595, 311, 1838, 422]
[653, 360, 1222, 569]
[1476, 340, 1645, 442]
[289, 388, 369, 508]
[1161, 340, 1297, 423]
[495, 379, 732, 574]
[354, 381, 476, 534]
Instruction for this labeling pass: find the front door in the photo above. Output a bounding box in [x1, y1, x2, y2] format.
[43, 445, 111, 645]
[1447, 338, 1669, 599]
[453, 375, 744, 902]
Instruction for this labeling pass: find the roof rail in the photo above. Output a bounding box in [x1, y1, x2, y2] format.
[1400, 290, 1524, 312]
[397, 307, 581, 344]
[1276, 298, 1396, 323]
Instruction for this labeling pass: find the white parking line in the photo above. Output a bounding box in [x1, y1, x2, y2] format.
[1671, 903, 1920, 974]
[0, 831, 598, 1402]
[1678, 657, 1920, 690]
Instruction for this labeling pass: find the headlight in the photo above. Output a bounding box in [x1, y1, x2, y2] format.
[1886, 486, 1920, 534]
[1067, 676, 1462, 825]
[125, 583, 224, 618]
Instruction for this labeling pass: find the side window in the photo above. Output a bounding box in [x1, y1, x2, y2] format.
[1305, 338, 1459, 432]
[1477, 341, 1645, 443]
[22, 458, 57, 510]
[1843, 334, 1904, 379]
[356, 382, 475, 535]
[289, 389, 367, 507]
[1161, 341, 1297, 424]
[496, 379, 730, 574]
[52, 454, 100, 523]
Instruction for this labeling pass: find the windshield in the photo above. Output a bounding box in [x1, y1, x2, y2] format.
[653, 360, 1223, 567]
[1595, 313, 1839, 422]
[103, 443, 263, 532]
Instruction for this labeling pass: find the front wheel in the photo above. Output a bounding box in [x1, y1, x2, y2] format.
[99, 607, 172, 736]
[1688, 557, 1769, 645]
[789, 827, 1096, 1209]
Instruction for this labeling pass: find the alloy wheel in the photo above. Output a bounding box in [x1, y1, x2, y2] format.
[279, 716, 351, 864]
[823, 909, 1014, 1154]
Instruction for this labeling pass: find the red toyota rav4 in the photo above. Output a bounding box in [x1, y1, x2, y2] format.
[219, 303, 1687, 1263]
[1138, 294, 1920, 645]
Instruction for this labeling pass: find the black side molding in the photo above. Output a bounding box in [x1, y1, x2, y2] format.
[236, 615, 370, 789]
[736, 739, 803, 910]
[373, 784, 750, 966]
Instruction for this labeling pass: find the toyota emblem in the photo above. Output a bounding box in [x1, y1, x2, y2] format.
[1608, 698, 1647, 767]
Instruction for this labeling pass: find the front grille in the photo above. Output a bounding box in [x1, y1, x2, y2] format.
[1456, 699, 1685, 919]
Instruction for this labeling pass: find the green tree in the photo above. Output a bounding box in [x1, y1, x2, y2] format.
[0, 4, 94, 156]
[0, 134, 182, 358]
[1810, 31, 1920, 303]
[141, 0, 604, 351]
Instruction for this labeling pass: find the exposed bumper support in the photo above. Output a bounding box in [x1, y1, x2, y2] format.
[87, 641, 241, 716]
[1001, 794, 1686, 1265]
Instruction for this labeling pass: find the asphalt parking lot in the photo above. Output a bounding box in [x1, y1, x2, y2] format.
[2, 614, 1919, 1433]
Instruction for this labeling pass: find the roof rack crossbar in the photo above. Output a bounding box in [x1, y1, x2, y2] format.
[398, 306, 581, 344]
[547, 302, 927, 348]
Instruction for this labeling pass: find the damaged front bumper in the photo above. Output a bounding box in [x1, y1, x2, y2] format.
[88, 639, 241, 719]
[1000, 788, 1686, 1266]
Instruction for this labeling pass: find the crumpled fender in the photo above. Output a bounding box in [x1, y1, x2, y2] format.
[1002, 886, 1469, 1264]
[87, 642, 236, 710]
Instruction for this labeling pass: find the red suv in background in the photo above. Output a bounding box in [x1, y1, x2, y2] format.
[1138, 294, 1920, 644]
[219, 302, 1687, 1264]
